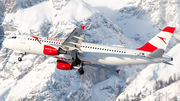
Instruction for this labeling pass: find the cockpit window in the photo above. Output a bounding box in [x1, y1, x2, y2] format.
[12, 36, 16, 39]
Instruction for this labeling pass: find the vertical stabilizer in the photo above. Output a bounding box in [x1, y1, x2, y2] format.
[137, 27, 176, 53]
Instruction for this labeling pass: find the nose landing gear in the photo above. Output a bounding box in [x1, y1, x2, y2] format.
[18, 53, 26, 62]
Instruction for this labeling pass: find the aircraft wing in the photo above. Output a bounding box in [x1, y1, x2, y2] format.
[61, 26, 86, 56]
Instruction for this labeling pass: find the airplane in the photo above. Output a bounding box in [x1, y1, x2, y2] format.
[2, 26, 176, 75]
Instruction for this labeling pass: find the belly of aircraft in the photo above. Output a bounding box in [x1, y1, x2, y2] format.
[89, 52, 152, 65]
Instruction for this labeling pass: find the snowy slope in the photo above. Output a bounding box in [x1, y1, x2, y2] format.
[116, 43, 180, 101]
[84, 0, 180, 50]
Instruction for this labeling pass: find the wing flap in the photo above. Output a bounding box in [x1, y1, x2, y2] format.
[61, 26, 86, 56]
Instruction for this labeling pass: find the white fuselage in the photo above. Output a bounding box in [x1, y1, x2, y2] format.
[3, 35, 171, 65]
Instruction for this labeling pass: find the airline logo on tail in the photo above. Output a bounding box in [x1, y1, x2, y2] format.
[157, 36, 167, 44]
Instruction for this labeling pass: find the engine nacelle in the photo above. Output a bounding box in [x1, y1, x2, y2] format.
[56, 60, 72, 70]
[43, 45, 67, 55]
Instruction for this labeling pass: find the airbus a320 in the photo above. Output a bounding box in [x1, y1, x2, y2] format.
[3, 26, 176, 75]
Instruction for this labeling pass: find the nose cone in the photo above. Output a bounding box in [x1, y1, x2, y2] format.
[3, 40, 8, 48]
[3, 39, 14, 49]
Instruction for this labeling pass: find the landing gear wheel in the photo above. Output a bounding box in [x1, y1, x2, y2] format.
[18, 57, 22, 61]
[78, 66, 84, 75]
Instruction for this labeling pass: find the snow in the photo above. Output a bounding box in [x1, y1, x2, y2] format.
[83, 0, 132, 24]
[91, 75, 120, 101]
[83, 0, 132, 10]
[4, 1, 56, 33]
[142, 80, 180, 101]
[6, 59, 56, 99]
[0, 78, 16, 101]
[56, 0, 98, 22]
[116, 43, 180, 100]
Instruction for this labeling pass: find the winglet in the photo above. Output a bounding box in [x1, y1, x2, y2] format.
[116, 69, 121, 74]
[81, 25, 86, 30]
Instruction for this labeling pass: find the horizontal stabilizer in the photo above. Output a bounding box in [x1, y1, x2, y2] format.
[149, 49, 164, 58]
[163, 62, 173, 65]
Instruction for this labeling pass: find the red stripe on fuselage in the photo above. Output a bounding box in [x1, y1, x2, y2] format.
[31, 36, 41, 44]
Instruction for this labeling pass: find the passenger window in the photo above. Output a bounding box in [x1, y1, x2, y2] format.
[90, 47, 92, 49]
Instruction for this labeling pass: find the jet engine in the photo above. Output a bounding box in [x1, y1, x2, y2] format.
[43, 45, 67, 55]
[57, 60, 72, 70]
[56, 60, 84, 75]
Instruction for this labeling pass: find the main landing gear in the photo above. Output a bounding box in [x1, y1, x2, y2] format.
[18, 53, 26, 62]
[71, 50, 84, 75]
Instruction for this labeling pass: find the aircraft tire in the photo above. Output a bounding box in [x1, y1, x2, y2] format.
[78, 67, 84, 75]
[18, 57, 22, 61]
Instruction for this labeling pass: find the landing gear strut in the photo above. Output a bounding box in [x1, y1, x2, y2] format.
[71, 51, 84, 75]
[78, 66, 84, 75]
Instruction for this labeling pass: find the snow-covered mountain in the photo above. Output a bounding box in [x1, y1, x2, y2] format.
[0, 0, 180, 100]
